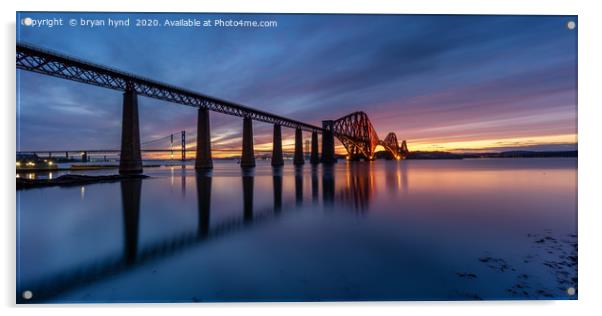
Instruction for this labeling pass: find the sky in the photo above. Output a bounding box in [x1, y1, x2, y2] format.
[16, 13, 578, 156]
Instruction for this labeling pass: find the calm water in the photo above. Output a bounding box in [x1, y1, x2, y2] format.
[16, 158, 577, 302]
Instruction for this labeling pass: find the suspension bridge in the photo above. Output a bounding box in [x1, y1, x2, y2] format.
[16, 43, 410, 174]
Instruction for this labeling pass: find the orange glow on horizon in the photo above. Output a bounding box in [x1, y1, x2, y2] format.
[141, 133, 577, 159]
[408, 133, 577, 153]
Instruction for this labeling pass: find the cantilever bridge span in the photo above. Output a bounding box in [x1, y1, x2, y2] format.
[16, 43, 409, 173]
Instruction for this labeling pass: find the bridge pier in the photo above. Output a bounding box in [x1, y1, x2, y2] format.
[195, 108, 213, 169]
[119, 89, 143, 174]
[321, 120, 336, 164]
[310, 131, 320, 164]
[271, 124, 284, 167]
[294, 128, 305, 166]
[240, 117, 255, 168]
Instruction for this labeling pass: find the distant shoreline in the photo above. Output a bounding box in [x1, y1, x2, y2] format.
[15, 151, 578, 171]
[404, 150, 577, 160]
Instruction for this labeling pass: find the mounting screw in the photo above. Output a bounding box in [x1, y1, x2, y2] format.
[567, 21, 576, 30]
[22, 290, 33, 300]
[567, 287, 576, 296]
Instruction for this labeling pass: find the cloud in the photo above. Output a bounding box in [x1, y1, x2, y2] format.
[17, 14, 577, 153]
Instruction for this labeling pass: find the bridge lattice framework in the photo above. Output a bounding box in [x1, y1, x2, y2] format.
[16, 43, 409, 173]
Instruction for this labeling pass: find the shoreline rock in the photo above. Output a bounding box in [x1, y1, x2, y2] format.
[17, 174, 149, 190]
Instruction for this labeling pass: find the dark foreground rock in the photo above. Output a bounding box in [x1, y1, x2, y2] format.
[17, 174, 148, 190]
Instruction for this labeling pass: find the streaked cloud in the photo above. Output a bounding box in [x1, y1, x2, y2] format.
[17, 13, 577, 154]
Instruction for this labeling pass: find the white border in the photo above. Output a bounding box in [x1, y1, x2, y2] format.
[3, 0, 601, 315]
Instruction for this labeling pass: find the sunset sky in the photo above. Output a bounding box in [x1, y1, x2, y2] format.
[16, 13, 577, 157]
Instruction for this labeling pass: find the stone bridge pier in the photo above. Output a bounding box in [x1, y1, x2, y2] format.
[321, 120, 336, 164]
[293, 128, 305, 166]
[240, 117, 256, 168]
[195, 108, 213, 169]
[119, 88, 142, 174]
[271, 124, 284, 167]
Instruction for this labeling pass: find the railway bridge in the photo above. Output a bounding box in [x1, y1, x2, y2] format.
[16, 43, 410, 174]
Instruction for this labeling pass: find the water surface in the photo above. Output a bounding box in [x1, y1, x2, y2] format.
[16, 158, 578, 302]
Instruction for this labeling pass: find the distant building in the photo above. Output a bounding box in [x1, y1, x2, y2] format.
[16, 153, 39, 162]
[16, 153, 57, 170]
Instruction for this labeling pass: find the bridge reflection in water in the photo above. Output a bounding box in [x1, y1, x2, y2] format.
[121, 179, 141, 265]
[17, 162, 409, 303]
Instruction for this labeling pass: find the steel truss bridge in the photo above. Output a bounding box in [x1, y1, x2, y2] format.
[16, 43, 410, 173]
[333, 111, 409, 160]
